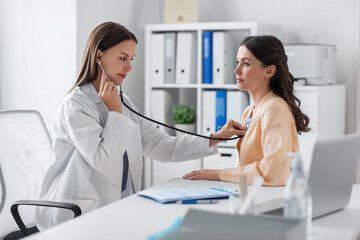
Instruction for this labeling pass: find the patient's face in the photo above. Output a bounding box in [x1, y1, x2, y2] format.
[234, 46, 269, 92]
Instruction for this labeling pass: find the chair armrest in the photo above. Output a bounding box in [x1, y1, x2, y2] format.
[11, 200, 82, 236]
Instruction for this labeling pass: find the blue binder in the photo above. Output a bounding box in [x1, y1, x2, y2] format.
[203, 32, 213, 84]
[215, 90, 227, 131]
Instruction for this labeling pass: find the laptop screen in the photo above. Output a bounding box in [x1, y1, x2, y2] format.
[308, 134, 360, 218]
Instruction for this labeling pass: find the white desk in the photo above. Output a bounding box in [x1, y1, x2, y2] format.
[26, 178, 360, 240]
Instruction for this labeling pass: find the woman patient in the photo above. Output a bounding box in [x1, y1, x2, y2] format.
[184, 35, 310, 186]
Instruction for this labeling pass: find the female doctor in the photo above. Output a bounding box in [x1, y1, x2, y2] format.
[35, 22, 246, 230]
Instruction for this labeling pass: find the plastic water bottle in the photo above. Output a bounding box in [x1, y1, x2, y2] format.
[284, 152, 312, 234]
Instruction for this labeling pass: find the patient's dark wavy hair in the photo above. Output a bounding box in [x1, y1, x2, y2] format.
[240, 35, 310, 134]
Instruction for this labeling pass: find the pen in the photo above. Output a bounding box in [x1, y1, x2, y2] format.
[210, 186, 240, 196]
[175, 199, 218, 204]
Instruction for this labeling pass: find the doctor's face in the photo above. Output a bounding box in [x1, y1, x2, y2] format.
[99, 40, 137, 86]
[234, 46, 269, 92]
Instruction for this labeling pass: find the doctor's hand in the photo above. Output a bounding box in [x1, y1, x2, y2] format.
[183, 169, 222, 181]
[98, 72, 122, 113]
[209, 119, 247, 147]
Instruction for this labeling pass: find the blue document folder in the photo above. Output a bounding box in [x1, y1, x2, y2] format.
[203, 31, 213, 84]
[216, 90, 227, 131]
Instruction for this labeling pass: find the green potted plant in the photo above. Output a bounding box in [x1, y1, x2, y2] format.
[172, 105, 196, 136]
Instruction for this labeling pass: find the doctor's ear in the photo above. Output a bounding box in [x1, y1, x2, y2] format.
[96, 49, 102, 62]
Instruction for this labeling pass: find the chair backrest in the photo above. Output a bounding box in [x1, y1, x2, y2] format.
[0, 110, 53, 238]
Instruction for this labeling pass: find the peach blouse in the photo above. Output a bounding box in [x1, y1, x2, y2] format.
[219, 91, 299, 186]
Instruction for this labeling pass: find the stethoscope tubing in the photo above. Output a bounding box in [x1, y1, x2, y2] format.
[119, 86, 242, 141]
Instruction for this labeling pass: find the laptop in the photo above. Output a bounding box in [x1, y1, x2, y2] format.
[256, 134, 360, 219]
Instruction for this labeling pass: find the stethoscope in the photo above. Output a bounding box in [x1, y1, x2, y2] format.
[98, 60, 243, 141]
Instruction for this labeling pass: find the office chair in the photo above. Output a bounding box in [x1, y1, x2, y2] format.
[0, 110, 81, 240]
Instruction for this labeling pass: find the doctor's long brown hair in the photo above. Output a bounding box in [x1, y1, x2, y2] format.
[240, 35, 310, 134]
[71, 22, 137, 91]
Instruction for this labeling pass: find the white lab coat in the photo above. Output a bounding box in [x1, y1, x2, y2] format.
[35, 83, 217, 230]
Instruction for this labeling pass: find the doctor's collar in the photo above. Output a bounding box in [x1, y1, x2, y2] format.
[80, 83, 103, 103]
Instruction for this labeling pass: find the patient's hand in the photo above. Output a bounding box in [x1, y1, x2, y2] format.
[183, 169, 222, 181]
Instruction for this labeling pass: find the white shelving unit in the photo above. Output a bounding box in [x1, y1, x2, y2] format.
[143, 22, 282, 188]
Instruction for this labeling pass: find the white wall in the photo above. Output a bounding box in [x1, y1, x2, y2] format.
[0, 0, 163, 127]
[0, 0, 77, 128]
